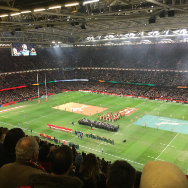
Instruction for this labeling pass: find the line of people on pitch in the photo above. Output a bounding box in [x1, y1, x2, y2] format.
[86, 133, 114, 145]
[78, 118, 119, 132]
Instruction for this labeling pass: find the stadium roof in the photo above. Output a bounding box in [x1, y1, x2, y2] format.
[0, 0, 188, 46]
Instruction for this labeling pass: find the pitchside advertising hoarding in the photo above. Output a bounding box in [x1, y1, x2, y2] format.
[11, 43, 37, 56]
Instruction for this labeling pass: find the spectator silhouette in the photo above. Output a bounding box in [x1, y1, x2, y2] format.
[79, 153, 106, 188]
[106, 160, 136, 188]
[0, 128, 25, 167]
[50, 145, 73, 175]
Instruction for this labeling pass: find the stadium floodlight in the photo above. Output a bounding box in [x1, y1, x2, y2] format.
[65, 2, 79, 7]
[129, 33, 136, 37]
[21, 10, 32, 14]
[48, 5, 61, 9]
[179, 29, 187, 35]
[173, 29, 188, 35]
[83, 0, 99, 5]
[34, 8, 46, 12]
[0, 14, 8, 17]
[148, 31, 159, 36]
[10, 12, 21, 16]
[165, 30, 169, 35]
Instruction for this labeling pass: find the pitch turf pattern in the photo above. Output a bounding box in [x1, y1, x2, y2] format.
[135, 115, 188, 134]
[0, 91, 188, 173]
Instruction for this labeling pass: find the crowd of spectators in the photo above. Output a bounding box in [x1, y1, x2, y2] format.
[0, 69, 188, 105]
[1, 68, 188, 89]
[0, 82, 187, 106]
[76, 69, 188, 87]
[0, 127, 187, 188]
[0, 81, 187, 106]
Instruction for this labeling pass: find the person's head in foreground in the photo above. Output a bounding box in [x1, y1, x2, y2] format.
[50, 145, 73, 175]
[106, 160, 136, 188]
[16, 136, 39, 162]
[140, 161, 188, 188]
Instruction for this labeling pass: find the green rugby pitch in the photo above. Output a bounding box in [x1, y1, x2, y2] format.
[0, 91, 188, 173]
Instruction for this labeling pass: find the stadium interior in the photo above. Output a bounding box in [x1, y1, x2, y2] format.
[0, 0, 188, 188]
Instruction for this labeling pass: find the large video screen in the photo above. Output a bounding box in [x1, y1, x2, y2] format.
[11, 43, 37, 56]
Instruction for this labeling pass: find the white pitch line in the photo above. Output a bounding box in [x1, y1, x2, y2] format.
[160, 143, 176, 149]
[147, 156, 156, 159]
[99, 142, 109, 146]
[114, 132, 123, 135]
[157, 158, 165, 162]
[18, 110, 25, 113]
[155, 133, 179, 160]
[0, 106, 25, 113]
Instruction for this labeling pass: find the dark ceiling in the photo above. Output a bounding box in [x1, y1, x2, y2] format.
[0, 0, 188, 46]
